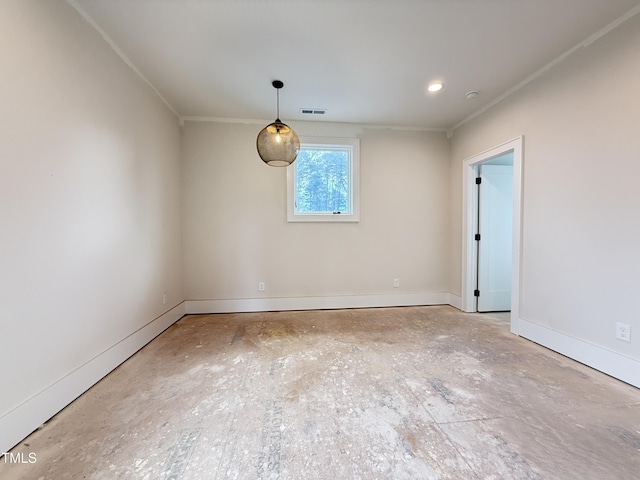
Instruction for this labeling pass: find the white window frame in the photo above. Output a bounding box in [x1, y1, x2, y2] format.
[287, 137, 360, 222]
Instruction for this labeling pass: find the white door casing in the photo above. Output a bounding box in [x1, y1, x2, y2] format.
[461, 136, 523, 335]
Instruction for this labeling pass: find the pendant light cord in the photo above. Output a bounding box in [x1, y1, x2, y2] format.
[276, 87, 280, 121]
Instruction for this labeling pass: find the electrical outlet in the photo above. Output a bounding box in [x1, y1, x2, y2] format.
[616, 322, 631, 342]
[393, 278, 400, 288]
[162, 292, 167, 305]
[258, 282, 265, 292]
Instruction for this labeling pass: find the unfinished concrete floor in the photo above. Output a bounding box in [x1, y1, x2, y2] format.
[3, 306, 640, 480]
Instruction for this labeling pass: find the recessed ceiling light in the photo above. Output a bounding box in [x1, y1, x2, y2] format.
[427, 82, 444, 93]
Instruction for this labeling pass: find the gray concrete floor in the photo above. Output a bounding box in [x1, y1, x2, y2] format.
[2, 306, 640, 479]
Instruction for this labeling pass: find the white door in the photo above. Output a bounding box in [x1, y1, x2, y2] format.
[477, 164, 513, 312]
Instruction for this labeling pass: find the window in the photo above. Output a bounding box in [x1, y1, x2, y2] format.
[287, 137, 360, 222]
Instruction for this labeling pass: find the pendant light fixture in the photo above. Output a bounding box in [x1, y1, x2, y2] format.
[256, 80, 300, 167]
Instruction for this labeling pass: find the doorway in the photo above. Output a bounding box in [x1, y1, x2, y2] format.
[477, 157, 513, 312]
[462, 137, 523, 335]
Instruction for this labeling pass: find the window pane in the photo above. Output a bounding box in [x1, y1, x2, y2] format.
[295, 148, 351, 214]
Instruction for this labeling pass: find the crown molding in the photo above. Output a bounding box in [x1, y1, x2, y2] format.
[66, 0, 179, 118]
[451, 4, 640, 133]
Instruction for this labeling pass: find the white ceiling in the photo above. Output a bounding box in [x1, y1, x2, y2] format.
[71, 0, 640, 130]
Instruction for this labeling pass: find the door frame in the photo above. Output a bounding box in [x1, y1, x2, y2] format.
[461, 136, 523, 335]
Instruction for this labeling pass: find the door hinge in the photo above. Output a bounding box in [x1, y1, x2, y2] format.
[474, 289, 480, 297]
[475, 177, 482, 185]
[474, 233, 481, 241]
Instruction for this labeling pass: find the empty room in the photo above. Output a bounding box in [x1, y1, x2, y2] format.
[1, 1, 639, 478]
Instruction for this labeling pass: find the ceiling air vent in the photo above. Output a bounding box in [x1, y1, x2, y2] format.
[300, 108, 327, 115]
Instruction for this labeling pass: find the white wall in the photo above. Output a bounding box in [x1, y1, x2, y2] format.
[182, 121, 451, 311]
[449, 12, 640, 385]
[0, 1, 183, 451]
[3, 0, 637, 456]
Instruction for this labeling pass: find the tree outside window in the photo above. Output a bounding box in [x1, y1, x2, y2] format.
[287, 137, 360, 222]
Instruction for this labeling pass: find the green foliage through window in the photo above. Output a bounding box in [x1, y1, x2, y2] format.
[287, 137, 359, 222]
[294, 147, 351, 214]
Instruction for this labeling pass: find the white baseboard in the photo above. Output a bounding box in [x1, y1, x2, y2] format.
[4, 301, 635, 454]
[185, 292, 450, 314]
[447, 293, 463, 310]
[519, 318, 640, 388]
[0, 302, 186, 453]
